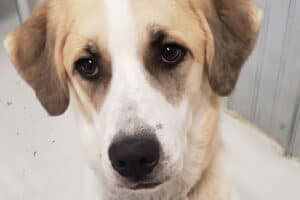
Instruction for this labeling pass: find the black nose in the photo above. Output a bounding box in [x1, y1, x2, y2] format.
[108, 135, 160, 180]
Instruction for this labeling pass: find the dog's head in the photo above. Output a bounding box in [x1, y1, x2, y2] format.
[4, 0, 261, 193]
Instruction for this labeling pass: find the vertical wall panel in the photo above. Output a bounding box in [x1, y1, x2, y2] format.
[228, 0, 268, 120]
[270, 0, 298, 147]
[254, 0, 292, 145]
[16, 0, 31, 21]
[290, 97, 300, 157]
[16, 0, 38, 21]
[229, 0, 300, 157]
[27, 0, 37, 10]
[275, 0, 300, 155]
[293, 111, 300, 157]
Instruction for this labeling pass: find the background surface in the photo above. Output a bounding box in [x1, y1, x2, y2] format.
[229, 0, 300, 157]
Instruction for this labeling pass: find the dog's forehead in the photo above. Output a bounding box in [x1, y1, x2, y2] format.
[65, 0, 202, 46]
[60, 0, 207, 110]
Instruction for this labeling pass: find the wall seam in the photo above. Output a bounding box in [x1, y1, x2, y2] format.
[269, 0, 294, 139]
[250, 0, 271, 122]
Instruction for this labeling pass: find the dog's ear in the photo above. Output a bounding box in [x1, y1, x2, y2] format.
[4, 3, 69, 116]
[200, 0, 262, 96]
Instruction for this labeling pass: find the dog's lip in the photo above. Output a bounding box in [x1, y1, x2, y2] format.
[130, 182, 162, 190]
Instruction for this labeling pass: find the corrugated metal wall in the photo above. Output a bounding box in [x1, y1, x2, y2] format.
[229, 0, 300, 157]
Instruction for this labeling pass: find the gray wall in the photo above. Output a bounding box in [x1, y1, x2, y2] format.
[229, 0, 300, 157]
[28, 0, 38, 9]
[16, 0, 38, 21]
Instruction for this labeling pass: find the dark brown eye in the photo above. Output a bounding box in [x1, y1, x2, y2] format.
[161, 44, 186, 65]
[75, 57, 100, 80]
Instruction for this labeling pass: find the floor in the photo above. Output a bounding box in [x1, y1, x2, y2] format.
[221, 112, 300, 200]
[1, 8, 300, 200]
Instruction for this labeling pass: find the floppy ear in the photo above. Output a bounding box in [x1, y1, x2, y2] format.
[201, 0, 262, 96]
[4, 3, 69, 116]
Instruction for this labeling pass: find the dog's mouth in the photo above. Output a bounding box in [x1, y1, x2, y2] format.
[129, 182, 162, 190]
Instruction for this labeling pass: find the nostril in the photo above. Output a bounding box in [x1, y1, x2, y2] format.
[139, 157, 157, 168]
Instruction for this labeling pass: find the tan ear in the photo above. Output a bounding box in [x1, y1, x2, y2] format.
[4, 3, 69, 116]
[202, 0, 262, 96]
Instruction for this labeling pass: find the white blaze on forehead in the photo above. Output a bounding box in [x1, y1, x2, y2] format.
[99, 0, 150, 135]
[104, 0, 147, 92]
[104, 0, 137, 59]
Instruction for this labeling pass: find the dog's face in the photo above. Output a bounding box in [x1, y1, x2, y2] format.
[66, 0, 210, 190]
[5, 0, 261, 193]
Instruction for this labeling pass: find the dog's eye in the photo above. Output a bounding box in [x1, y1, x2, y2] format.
[75, 57, 100, 80]
[161, 44, 186, 66]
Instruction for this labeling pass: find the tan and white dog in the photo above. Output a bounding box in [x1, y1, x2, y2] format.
[4, 0, 261, 199]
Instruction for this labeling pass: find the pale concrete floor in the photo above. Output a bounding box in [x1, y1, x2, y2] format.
[1, 11, 300, 200]
[221, 112, 300, 200]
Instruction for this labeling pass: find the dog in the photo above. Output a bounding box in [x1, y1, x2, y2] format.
[4, 0, 261, 199]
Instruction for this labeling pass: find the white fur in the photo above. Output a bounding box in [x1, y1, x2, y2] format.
[75, 0, 195, 199]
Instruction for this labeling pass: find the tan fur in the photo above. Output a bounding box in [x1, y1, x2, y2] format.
[4, 0, 261, 199]
[190, 0, 262, 96]
[4, 3, 69, 116]
[133, 0, 207, 103]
